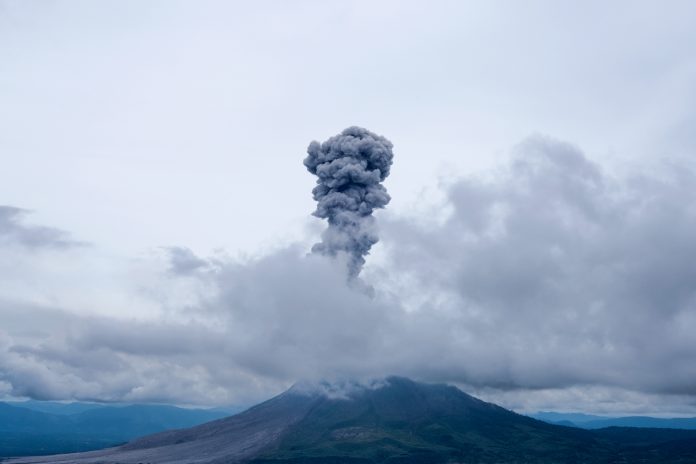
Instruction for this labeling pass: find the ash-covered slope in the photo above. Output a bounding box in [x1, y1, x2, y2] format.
[7, 377, 696, 464]
[4, 388, 319, 464]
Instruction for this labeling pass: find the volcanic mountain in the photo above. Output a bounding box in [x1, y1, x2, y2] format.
[6, 377, 696, 463]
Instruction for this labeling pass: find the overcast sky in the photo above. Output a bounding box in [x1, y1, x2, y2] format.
[2, 0, 696, 415]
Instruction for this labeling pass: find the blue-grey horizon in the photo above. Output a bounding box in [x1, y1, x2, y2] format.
[304, 127, 394, 278]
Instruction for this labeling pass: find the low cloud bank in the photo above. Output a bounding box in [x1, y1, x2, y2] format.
[0, 206, 82, 249]
[1, 136, 695, 414]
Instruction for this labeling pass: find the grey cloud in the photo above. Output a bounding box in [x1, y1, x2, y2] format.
[0, 250, 405, 405]
[0, 136, 695, 414]
[0, 205, 82, 249]
[0, 301, 262, 405]
[163, 246, 211, 276]
[380, 135, 696, 395]
[304, 127, 394, 278]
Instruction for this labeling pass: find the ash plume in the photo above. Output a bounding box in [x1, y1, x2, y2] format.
[304, 127, 394, 278]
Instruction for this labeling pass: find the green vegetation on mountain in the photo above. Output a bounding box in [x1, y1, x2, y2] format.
[250, 378, 696, 463]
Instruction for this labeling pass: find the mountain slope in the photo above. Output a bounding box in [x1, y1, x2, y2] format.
[4, 389, 319, 464]
[6, 377, 696, 464]
[249, 377, 612, 463]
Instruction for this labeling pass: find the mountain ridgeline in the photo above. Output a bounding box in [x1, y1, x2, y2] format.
[532, 411, 696, 430]
[5, 377, 696, 463]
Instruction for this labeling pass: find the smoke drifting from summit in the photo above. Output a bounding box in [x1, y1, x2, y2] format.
[304, 127, 394, 277]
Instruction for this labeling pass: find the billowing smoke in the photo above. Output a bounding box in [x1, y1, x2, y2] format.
[304, 127, 394, 278]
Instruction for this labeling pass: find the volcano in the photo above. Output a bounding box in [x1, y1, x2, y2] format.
[7, 377, 696, 463]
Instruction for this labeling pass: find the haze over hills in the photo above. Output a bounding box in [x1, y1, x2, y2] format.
[0, 402, 228, 458]
[532, 412, 696, 430]
[5, 401, 105, 416]
[6, 377, 696, 464]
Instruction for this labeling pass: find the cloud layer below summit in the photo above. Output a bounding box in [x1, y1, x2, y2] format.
[2, 136, 695, 415]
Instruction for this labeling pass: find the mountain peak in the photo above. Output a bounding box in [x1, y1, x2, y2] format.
[287, 376, 475, 404]
[286, 377, 391, 400]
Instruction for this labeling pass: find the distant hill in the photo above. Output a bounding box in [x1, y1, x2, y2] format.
[6, 377, 696, 463]
[4, 401, 104, 416]
[0, 402, 229, 458]
[532, 411, 696, 430]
